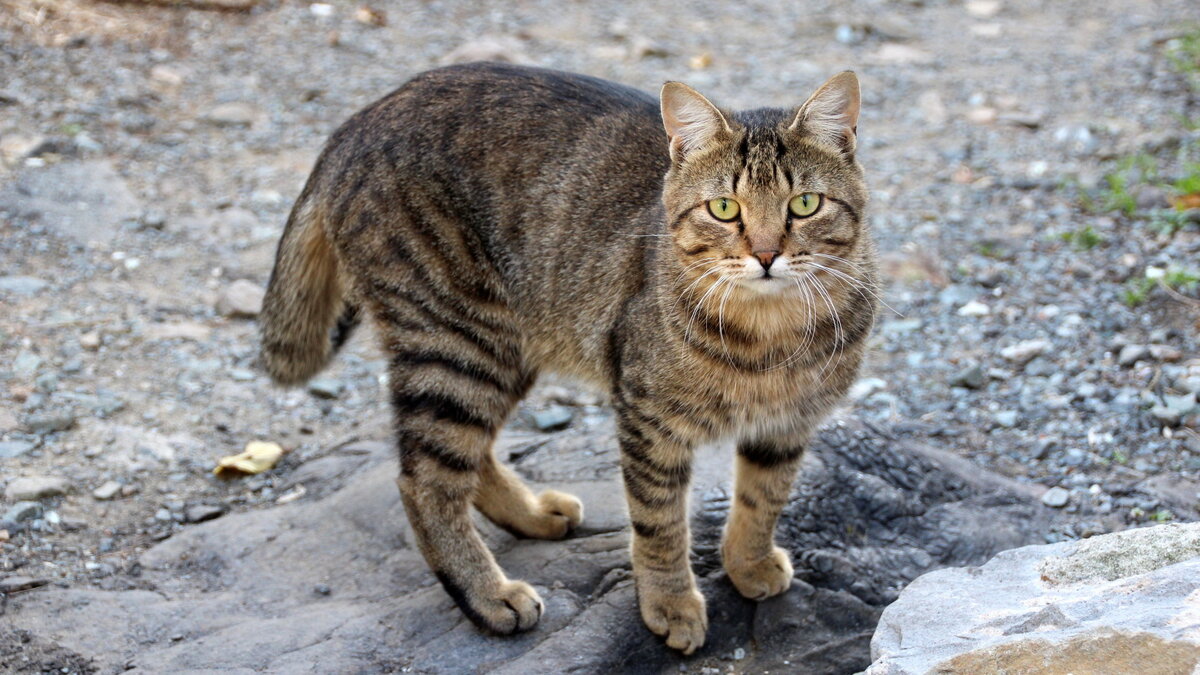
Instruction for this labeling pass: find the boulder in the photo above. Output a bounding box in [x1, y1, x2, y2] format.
[867, 522, 1200, 674]
[3, 421, 1091, 673]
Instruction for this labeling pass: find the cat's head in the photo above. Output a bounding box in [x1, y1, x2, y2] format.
[659, 72, 870, 298]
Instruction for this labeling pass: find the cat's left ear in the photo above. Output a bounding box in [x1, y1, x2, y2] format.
[660, 82, 732, 162]
[789, 71, 860, 154]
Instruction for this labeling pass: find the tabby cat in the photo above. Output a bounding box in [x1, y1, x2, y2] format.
[260, 62, 877, 654]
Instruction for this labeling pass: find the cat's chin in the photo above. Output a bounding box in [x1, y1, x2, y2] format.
[737, 276, 793, 296]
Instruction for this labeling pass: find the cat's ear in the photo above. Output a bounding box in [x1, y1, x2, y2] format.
[660, 82, 732, 162]
[789, 71, 860, 154]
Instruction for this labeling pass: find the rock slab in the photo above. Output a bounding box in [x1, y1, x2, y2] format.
[7, 422, 1075, 673]
[866, 522, 1200, 674]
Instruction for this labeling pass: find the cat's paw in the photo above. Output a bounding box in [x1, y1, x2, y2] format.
[724, 546, 794, 601]
[525, 490, 583, 539]
[638, 585, 708, 655]
[464, 579, 544, 635]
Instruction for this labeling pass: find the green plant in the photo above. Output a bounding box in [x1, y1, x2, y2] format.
[1166, 27, 1200, 83]
[1124, 265, 1200, 306]
[1170, 161, 1200, 197]
[1099, 154, 1157, 216]
[1149, 508, 1175, 523]
[1058, 225, 1104, 250]
[1147, 209, 1193, 235]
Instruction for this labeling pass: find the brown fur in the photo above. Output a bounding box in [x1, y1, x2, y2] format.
[259, 62, 877, 654]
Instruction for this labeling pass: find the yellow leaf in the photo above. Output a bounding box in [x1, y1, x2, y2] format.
[214, 441, 284, 478]
[1170, 193, 1200, 210]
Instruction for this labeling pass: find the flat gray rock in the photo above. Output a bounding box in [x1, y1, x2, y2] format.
[866, 522, 1200, 674]
[0, 160, 140, 246]
[7, 421, 1073, 673]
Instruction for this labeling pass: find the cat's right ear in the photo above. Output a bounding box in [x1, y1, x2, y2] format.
[660, 82, 732, 162]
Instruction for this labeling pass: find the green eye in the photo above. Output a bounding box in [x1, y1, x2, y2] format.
[707, 197, 740, 221]
[789, 193, 821, 218]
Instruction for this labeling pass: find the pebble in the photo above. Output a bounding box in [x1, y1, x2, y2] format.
[950, 364, 986, 389]
[532, 406, 574, 431]
[849, 378, 887, 401]
[1117, 344, 1149, 367]
[1041, 486, 1070, 508]
[1023, 357, 1056, 377]
[313, 584, 332, 596]
[24, 412, 77, 434]
[1150, 392, 1197, 427]
[3, 501, 43, 523]
[957, 300, 990, 317]
[5, 476, 71, 501]
[216, 280, 265, 318]
[79, 331, 102, 351]
[1148, 345, 1182, 362]
[0, 275, 49, 295]
[1000, 339, 1050, 365]
[994, 410, 1019, 428]
[92, 480, 123, 501]
[307, 377, 344, 399]
[0, 440, 35, 458]
[185, 504, 227, 523]
[203, 102, 261, 127]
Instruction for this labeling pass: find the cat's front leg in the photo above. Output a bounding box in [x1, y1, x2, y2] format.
[722, 435, 807, 600]
[615, 411, 707, 654]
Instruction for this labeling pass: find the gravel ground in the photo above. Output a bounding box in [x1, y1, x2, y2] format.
[2, 0, 1199, 649]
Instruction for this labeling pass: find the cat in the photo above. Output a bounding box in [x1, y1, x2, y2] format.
[259, 62, 877, 654]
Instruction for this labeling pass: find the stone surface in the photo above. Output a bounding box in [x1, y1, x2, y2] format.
[4, 501, 44, 523]
[0, 275, 49, 295]
[6, 422, 1067, 673]
[92, 481, 122, 501]
[866, 523, 1200, 674]
[215, 279, 265, 318]
[0, 440, 35, 458]
[1041, 486, 1071, 508]
[5, 476, 72, 501]
[0, 160, 140, 246]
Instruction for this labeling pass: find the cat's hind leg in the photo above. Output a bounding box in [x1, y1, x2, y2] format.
[474, 457, 583, 540]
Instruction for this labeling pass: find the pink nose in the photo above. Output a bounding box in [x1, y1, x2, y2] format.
[754, 250, 779, 270]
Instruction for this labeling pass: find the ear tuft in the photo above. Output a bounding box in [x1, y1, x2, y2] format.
[660, 82, 731, 161]
[790, 71, 861, 154]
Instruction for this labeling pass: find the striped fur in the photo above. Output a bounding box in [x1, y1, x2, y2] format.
[259, 63, 877, 654]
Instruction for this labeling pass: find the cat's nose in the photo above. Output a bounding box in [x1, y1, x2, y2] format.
[754, 250, 779, 270]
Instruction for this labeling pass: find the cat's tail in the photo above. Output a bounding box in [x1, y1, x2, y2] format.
[259, 192, 359, 386]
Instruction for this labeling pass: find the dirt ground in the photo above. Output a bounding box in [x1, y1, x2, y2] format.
[1, 0, 1199, 672]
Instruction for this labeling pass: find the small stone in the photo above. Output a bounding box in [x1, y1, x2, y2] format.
[139, 209, 167, 230]
[5, 476, 71, 501]
[313, 584, 332, 596]
[1041, 486, 1070, 508]
[965, 0, 1000, 18]
[849, 378, 887, 401]
[92, 481, 122, 501]
[531, 406, 574, 432]
[0, 440, 35, 458]
[216, 280, 265, 318]
[307, 378, 344, 399]
[0, 276, 49, 295]
[958, 300, 990, 317]
[733, 647, 746, 660]
[881, 318, 923, 335]
[23, 412, 76, 434]
[1150, 392, 1197, 427]
[1023, 357, 1056, 378]
[184, 504, 227, 523]
[950, 364, 986, 390]
[154, 508, 173, 522]
[1118, 345, 1149, 367]
[79, 331, 102, 351]
[3, 501, 43, 523]
[203, 102, 261, 128]
[1147, 345, 1182, 362]
[1000, 339, 1050, 365]
[994, 410, 1019, 428]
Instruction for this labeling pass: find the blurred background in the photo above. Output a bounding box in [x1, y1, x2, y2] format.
[1, 0, 1199, 666]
